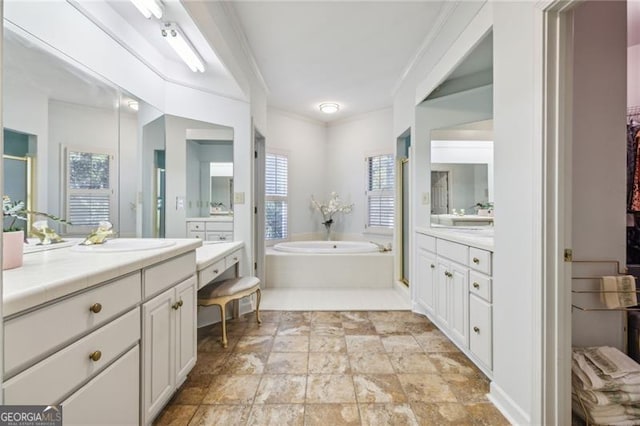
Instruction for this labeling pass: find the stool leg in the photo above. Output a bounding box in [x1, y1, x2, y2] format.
[218, 303, 228, 348]
[255, 288, 262, 325]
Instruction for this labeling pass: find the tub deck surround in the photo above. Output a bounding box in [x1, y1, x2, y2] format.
[265, 245, 394, 289]
[3, 238, 202, 317]
[273, 241, 380, 254]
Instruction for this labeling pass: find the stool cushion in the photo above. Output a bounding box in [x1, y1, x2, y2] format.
[199, 276, 260, 299]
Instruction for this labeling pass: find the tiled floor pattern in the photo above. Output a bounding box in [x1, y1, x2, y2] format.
[154, 310, 509, 426]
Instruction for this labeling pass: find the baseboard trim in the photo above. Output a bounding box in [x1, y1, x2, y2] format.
[489, 381, 531, 425]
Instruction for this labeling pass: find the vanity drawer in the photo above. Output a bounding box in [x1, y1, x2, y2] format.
[469, 272, 492, 303]
[436, 239, 468, 265]
[198, 258, 226, 289]
[4, 308, 140, 404]
[469, 295, 493, 370]
[469, 247, 492, 275]
[188, 231, 205, 240]
[205, 221, 233, 232]
[143, 251, 196, 298]
[4, 272, 141, 376]
[416, 233, 436, 252]
[187, 221, 205, 232]
[206, 232, 233, 242]
[225, 249, 242, 270]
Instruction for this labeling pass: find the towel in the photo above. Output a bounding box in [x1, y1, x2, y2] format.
[601, 276, 638, 309]
[572, 349, 640, 391]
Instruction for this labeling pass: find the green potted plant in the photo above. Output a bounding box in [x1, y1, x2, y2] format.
[475, 201, 494, 217]
[3, 196, 70, 270]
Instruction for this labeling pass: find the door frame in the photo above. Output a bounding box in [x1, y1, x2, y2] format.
[252, 126, 266, 284]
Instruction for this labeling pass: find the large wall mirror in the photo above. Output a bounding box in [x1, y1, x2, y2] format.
[3, 25, 163, 240]
[430, 120, 494, 227]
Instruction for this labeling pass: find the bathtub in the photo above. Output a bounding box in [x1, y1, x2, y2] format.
[266, 240, 393, 289]
[273, 240, 380, 254]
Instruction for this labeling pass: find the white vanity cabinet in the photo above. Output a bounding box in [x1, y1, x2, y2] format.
[187, 217, 233, 241]
[142, 254, 197, 425]
[414, 229, 494, 376]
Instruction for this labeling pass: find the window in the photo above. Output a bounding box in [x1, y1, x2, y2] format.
[366, 154, 395, 229]
[265, 152, 288, 240]
[66, 148, 115, 229]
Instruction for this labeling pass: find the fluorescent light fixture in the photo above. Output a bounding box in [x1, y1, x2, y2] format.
[161, 23, 205, 73]
[127, 101, 139, 111]
[130, 0, 163, 19]
[319, 103, 340, 114]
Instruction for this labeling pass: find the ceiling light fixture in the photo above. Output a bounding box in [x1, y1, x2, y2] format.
[319, 103, 340, 114]
[128, 101, 139, 111]
[130, 0, 163, 19]
[161, 23, 205, 73]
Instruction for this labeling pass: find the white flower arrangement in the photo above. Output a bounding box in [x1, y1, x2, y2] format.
[311, 192, 354, 230]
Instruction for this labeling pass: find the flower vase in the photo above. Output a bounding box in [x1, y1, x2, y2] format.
[3, 230, 24, 270]
[324, 221, 333, 241]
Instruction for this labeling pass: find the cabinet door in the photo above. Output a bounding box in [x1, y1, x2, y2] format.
[436, 261, 450, 328]
[175, 276, 197, 386]
[449, 262, 469, 347]
[469, 294, 493, 369]
[142, 288, 175, 425]
[62, 345, 139, 426]
[416, 247, 437, 314]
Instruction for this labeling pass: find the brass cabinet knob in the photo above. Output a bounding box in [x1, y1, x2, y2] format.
[89, 303, 102, 314]
[444, 271, 452, 278]
[172, 302, 180, 310]
[89, 350, 102, 362]
[178, 300, 184, 307]
[430, 264, 435, 269]
[473, 282, 480, 289]
[473, 326, 480, 334]
[472, 257, 480, 264]
[213, 269, 219, 274]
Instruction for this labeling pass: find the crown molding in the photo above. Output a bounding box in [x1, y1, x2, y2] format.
[391, 1, 459, 97]
[220, 2, 270, 96]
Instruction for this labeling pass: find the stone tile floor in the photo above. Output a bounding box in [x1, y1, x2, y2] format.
[154, 310, 509, 425]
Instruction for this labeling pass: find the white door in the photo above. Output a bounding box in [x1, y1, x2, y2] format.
[449, 262, 469, 347]
[142, 288, 174, 425]
[416, 247, 436, 314]
[431, 171, 449, 214]
[175, 276, 197, 386]
[436, 261, 449, 327]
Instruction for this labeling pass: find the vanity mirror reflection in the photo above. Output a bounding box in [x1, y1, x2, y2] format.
[430, 120, 494, 227]
[3, 25, 163, 241]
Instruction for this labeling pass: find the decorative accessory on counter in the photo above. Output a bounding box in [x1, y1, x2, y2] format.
[3, 195, 71, 238]
[80, 221, 114, 245]
[31, 220, 64, 245]
[311, 192, 354, 241]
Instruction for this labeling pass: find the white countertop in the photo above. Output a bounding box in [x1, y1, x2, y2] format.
[416, 226, 494, 251]
[3, 238, 202, 318]
[195, 241, 244, 271]
[186, 216, 233, 222]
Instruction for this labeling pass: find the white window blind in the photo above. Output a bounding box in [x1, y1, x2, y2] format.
[367, 154, 395, 228]
[265, 153, 288, 240]
[66, 149, 114, 227]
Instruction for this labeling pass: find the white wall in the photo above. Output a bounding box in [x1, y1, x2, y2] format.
[571, 1, 627, 348]
[266, 109, 327, 239]
[326, 108, 394, 241]
[118, 112, 138, 237]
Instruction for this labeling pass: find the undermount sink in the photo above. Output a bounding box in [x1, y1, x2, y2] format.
[70, 238, 176, 253]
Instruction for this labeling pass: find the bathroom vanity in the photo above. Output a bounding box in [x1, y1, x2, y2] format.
[1, 239, 243, 425]
[186, 216, 234, 242]
[414, 227, 494, 377]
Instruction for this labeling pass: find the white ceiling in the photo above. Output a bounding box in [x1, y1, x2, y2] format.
[227, 1, 447, 122]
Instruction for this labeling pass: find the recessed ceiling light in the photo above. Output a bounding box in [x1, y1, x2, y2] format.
[319, 103, 340, 114]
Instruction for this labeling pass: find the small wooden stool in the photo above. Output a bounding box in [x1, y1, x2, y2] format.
[197, 276, 261, 348]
